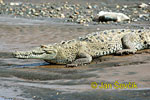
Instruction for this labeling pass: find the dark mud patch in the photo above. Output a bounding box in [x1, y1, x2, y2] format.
[21, 87, 150, 100]
[126, 72, 137, 75]
[64, 90, 150, 100]
[0, 68, 97, 80]
[0, 69, 12, 77]
[0, 52, 14, 58]
[21, 87, 63, 100]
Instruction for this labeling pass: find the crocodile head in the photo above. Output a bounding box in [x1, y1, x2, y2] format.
[13, 45, 57, 60]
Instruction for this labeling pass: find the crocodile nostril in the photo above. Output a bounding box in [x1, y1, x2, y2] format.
[144, 41, 147, 44]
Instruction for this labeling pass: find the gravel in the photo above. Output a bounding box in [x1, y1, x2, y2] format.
[0, 2, 149, 24]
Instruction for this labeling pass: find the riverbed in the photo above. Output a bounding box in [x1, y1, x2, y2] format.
[0, 0, 150, 100]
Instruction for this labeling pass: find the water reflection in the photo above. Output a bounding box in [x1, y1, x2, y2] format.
[10, 62, 49, 68]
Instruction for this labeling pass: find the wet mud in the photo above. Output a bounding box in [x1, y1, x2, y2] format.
[0, 21, 150, 99]
[0, 0, 150, 100]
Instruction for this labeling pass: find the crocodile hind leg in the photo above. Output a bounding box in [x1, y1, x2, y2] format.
[116, 33, 138, 55]
[66, 52, 92, 67]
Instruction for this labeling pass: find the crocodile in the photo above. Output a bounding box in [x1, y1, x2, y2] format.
[13, 29, 150, 67]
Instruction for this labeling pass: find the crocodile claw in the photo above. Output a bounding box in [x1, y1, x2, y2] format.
[66, 64, 78, 67]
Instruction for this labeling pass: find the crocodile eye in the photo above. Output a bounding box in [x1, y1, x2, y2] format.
[45, 51, 53, 54]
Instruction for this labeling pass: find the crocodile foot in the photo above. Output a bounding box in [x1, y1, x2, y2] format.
[66, 64, 78, 67]
[116, 49, 136, 55]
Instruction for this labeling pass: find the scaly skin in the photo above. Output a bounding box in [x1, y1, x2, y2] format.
[13, 29, 150, 66]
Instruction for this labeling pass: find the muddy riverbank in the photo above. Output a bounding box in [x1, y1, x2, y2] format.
[0, 17, 150, 99]
[0, 0, 150, 100]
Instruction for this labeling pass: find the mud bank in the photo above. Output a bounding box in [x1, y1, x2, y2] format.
[0, 0, 150, 100]
[0, 23, 150, 99]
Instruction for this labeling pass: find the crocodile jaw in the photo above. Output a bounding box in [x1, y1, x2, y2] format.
[14, 51, 47, 59]
[13, 50, 56, 60]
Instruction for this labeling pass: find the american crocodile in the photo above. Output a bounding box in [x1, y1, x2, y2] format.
[13, 29, 150, 67]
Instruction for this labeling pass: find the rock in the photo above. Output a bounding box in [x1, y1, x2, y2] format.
[41, 11, 46, 16]
[10, 2, 22, 6]
[69, 15, 74, 18]
[139, 14, 149, 18]
[49, 10, 54, 14]
[93, 5, 97, 9]
[139, 14, 150, 21]
[133, 11, 138, 14]
[33, 96, 36, 98]
[56, 7, 61, 11]
[0, 0, 3, 4]
[56, 92, 59, 95]
[87, 5, 92, 9]
[116, 5, 120, 8]
[123, 5, 128, 8]
[74, 11, 79, 15]
[31, 9, 36, 13]
[139, 3, 149, 8]
[34, 13, 39, 16]
[96, 11, 130, 22]
[9, 8, 13, 11]
[19, 12, 24, 16]
[76, 18, 86, 24]
[60, 14, 65, 18]
[133, 19, 138, 22]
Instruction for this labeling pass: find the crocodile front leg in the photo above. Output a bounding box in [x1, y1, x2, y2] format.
[116, 33, 137, 55]
[66, 52, 92, 67]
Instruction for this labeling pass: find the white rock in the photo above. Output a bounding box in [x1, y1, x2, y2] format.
[0, 0, 3, 4]
[123, 5, 128, 8]
[116, 5, 120, 8]
[60, 14, 65, 18]
[139, 14, 149, 18]
[97, 11, 130, 22]
[139, 3, 149, 8]
[10, 2, 22, 6]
